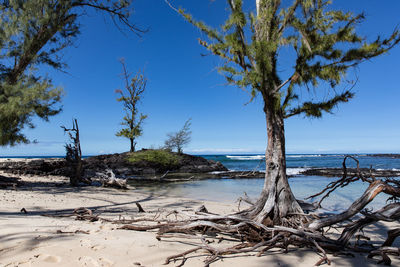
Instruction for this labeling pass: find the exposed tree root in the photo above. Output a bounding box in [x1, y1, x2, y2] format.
[50, 156, 400, 266]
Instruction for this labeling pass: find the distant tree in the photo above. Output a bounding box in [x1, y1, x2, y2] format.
[164, 119, 192, 154]
[177, 0, 400, 224]
[0, 0, 144, 146]
[115, 59, 147, 152]
[61, 119, 84, 186]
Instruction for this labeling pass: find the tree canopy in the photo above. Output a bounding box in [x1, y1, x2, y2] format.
[116, 59, 147, 152]
[165, 119, 192, 154]
[0, 0, 143, 146]
[178, 0, 400, 119]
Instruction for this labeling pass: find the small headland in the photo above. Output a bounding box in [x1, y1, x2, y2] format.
[0, 150, 232, 186]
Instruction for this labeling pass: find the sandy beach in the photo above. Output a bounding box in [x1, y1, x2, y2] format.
[0, 171, 398, 267]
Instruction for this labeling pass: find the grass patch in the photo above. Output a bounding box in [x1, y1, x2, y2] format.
[127, 149, 181, 169]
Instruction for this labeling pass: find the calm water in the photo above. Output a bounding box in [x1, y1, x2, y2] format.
[5, 154, 398, 212]
[136, 154, 400, 212]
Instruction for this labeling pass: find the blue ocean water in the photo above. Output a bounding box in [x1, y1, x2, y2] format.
[203, 154, 400, 173]
[137, 154, 400, 212]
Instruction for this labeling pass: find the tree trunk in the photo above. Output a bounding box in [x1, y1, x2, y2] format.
[245, 103, 303, 225]
[130, 138, 135, 152]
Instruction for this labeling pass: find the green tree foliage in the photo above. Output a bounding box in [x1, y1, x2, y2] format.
[176, 0, 400, 223]
[179, 0, 400, 117]
[0, 0, 143, 146]
[115, 59, 147, 152]
[164, 119, 192, 154]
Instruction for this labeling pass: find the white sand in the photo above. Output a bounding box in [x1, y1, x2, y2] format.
[0, 172, 398, 267]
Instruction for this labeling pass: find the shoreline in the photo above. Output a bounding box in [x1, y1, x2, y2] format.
[0, 172, 399, 266]
[0, 157, 399, 186]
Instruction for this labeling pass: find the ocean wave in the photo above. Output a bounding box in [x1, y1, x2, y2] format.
[226, 155, 265, 160]
[287, 168, 308, 175]
[287, 154, 322, 158]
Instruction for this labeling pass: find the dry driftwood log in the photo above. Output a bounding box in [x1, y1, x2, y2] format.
[53, 156, 400, 266]
[114, 156, 400, 266]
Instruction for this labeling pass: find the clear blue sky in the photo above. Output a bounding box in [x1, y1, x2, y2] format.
[2, 0, 400, 156]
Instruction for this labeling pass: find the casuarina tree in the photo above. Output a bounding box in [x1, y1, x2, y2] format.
[115, 59, 147, 152]
[164, 118, 192, 154]
[176, 0, 400, 225]
[0, 0, 144, 146]
[51, 1, 400, 264]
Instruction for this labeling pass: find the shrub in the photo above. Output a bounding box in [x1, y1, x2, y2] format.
[127, 149, 181, 169]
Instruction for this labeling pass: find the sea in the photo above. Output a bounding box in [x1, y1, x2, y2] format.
[134, 154, 400, 213]
[4, 154, 400, 213]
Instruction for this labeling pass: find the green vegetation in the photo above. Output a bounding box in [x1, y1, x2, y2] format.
[164, 119, 192, 154]
[0, 0, 141, 146]
[127, 149, 181, 169]
[116, 59, 147, 152]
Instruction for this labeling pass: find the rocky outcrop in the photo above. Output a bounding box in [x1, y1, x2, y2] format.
[0, 159, 68, 176]
[367, 154, 400, 159]
[83, 152, 227, 177]
[300, 168, 400, 177]
[0, 151, 227, 179]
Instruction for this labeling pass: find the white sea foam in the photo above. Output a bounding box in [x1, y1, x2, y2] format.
[286, 168, 308, 176]
[287, 154, 322, 158]
[226, 155, 265, 160]
[208, 170, 236, 174]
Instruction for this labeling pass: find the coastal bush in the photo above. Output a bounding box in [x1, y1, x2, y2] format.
[127, 149, 181, 169]
[164, 119, 192, 154]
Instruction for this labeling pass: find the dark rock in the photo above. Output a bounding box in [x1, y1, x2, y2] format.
[367, 154, 400, 159]
[0, 151, 228, 181]
[300, 168, 400, 178]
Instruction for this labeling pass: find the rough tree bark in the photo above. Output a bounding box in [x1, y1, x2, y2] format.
[62, 119, 84, 186]
[240, 0, 304, 225]
[130, 137, 135, 152]
[244, 101, 303, 225]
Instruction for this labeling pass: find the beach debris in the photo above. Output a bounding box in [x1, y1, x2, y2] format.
[73, 207, 98, 222]
[97, 169, 128, 190]
[56, 230, 89, 235]
[20, 208, 27, 214]
[45, 156, 400, 266]
[112, 156, 400, 266]
[136, 202, 145, 213]
[196, 205, 209, 214]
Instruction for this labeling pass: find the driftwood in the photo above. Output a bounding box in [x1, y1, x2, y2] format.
[61, 119, 88, 186]
[117, 156, 400, 265]
[97, 169, 128, 189]
[51, 156, 400, 266]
